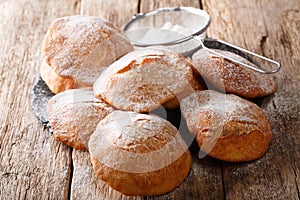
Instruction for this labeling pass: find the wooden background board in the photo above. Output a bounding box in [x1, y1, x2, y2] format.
[0, 0, 299, 199]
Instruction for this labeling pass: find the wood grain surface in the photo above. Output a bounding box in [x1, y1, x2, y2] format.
[0, 0, 299, 200]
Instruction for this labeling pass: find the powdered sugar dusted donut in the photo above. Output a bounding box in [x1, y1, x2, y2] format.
[192, 49, 277, 98]
[180, 90, 273, 162]
[47, 88, 114, 150]
[93, 48, 205, 112]
[40, 60, 89, 94]
[43, 15, 133, 86]
[89, 110, 191, 196]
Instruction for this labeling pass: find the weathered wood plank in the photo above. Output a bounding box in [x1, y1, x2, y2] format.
[145, 150, 224, 200]
[80, 0, 139, 29]
[203, 0, 300, 199]
[71, 150, 144, 200]
[140, 0, 200, 12]
[0, 0, 81, 199]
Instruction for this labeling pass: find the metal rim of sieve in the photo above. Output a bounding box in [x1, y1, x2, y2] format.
[123, 6, 211, 47]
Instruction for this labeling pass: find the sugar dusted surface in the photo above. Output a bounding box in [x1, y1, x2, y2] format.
[180, 90, 271, 137]
[43, 15, 133, 85]
[93, 48, 196, 112]
[88, 110, 188, 173]
[192, 49, 278, 98]
[47, 88, 114, 150]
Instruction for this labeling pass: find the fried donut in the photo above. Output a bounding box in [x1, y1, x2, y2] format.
[192, 49, 277, 98]
[180, 90, 273, 162]
[88, 110, 191, 196]
[43, 15, 133, 87]
[93, 48, 205, 112]
[47, 88, 114, 150]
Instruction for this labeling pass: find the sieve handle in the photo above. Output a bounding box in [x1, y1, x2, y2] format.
[200, 38, 281, 74]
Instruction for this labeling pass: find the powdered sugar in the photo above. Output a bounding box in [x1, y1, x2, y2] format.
[47, 88, 114, 150]
[125, 22, 203, 55]
[88, 110, 188, 173]
[43, 15, 133, 85]
[180, 90, 267, 137]
[94, 48, 196, 112]
[192, 49, 278, 98]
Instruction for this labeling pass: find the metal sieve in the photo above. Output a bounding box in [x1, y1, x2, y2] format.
[123, 7, 281, 74]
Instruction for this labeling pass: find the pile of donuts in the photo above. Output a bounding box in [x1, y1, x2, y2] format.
[41, 15, 277, 196]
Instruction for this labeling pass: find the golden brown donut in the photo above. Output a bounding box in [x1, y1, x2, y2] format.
[180, 90, 273, 162]
[88, 110, 191, 196]
[93, 48, 204, 112]
[192, 49, 278, 98]
[47, 89, 114, 150]
[43, 15, 133, 86]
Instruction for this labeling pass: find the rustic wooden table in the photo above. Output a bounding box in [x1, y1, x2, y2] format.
[0, 0, 299, 199]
